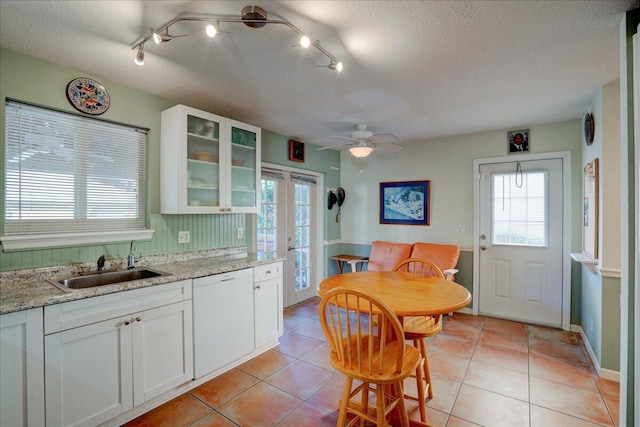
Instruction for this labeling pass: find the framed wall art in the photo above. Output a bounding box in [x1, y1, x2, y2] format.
[583, 158, 599, 259]
[508, 129, 530, 153]
[289, 139, 305, 162]
[379, 180, 430, 225]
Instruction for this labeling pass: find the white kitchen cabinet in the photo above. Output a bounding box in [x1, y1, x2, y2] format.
[0, 308, 45, 427]
[193, 268, 254, 378]
[253, 262, 283, 350]
[161, 104, 261, 214]
[44, 280, 192, 427]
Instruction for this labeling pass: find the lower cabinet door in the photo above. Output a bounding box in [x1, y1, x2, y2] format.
[1, 308, 45, 427]
[254, 277, 280, 349]
[45, 316, 133, 427]
[132, 301, 193, 406]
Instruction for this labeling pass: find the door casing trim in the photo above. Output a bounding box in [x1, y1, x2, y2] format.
[472, 151, 572, 330]
[260, 162, 325, 305]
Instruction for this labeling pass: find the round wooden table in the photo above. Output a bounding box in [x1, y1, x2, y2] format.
[318, 271, 472, 317]
[318, 271, 471, 427]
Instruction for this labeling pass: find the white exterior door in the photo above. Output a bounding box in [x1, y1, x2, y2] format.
[258, 166, 322, 308]
[477, 157, 565, 327]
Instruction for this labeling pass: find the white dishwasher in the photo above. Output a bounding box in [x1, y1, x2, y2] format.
[193, 268, 254, 379]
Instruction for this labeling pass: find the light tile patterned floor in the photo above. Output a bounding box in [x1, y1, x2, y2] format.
[126, 297, 619, 427]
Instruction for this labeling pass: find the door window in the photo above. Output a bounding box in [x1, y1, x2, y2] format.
[492, 170, 547, 247]
[257, 178, 278, 257]
[293, 182, 312, 292]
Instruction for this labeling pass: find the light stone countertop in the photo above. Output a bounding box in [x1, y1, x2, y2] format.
[1, 249, 285, 315]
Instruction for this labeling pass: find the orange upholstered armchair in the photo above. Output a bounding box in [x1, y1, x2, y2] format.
[410, 242, 460, 280]
[365, 240, 413, 271]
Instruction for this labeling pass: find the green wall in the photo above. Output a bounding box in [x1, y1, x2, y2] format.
[0, 48, 338, 272]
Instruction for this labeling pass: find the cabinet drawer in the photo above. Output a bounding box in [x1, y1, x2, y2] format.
[254, 262, 282, 282]
[44, 279, 191, 335]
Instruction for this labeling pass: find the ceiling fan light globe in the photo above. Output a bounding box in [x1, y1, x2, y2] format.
[349, 146, 373, 158]
[300, 35, 311, 48]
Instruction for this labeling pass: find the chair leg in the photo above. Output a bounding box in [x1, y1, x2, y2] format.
[360, 382, 369, 427]
[413, 343, 427, 422]
[375, 384, 386, 427]
[338, 377, 352, 427]
[395, 382, 411, 427]
[420, 338, 434, 398]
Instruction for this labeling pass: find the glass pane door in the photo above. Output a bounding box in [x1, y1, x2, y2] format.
[230, 126, 257, 208]
[186, 114, 221, 208]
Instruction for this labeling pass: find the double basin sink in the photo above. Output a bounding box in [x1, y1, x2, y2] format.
[48, 268, 171, 292]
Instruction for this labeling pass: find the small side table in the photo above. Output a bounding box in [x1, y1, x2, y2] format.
[331, 254, 369, 274]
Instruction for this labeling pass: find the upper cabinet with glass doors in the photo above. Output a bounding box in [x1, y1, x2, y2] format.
[161, 105, 261, 214]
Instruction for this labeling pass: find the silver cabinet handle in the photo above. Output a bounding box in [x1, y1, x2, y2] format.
[123, 320, 131, 326]
[136, 316, 143, 322]
[255, 285, 261, 289]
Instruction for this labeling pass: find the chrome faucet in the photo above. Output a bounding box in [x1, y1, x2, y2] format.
[97, 255, 106, 271]
[127, 240, 137, 270]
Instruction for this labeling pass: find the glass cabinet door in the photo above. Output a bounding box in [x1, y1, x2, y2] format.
[229, 124, 258, 209]
[186, 114, 222, 208]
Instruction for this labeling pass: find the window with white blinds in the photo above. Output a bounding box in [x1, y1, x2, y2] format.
[3, 100, 150, 248]
[492, 171, 547, 247]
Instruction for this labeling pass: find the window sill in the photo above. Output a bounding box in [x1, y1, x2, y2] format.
[570, 252, 599, 275]
[1, 230, 155, 251]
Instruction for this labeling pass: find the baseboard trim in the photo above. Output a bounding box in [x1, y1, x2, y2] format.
[570, 324, 620, 381]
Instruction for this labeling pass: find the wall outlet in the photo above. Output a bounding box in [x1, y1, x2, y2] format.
[178, 231, 190, 244]
[236, 227, 244, 239]
[455, 225, 466, 234]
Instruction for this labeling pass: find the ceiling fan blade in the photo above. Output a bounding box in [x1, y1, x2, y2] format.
[331, 135, 359, 142]
[316, 142, 356, 151]
[369, 133, 401, 145]
[371, 143, 404, 152]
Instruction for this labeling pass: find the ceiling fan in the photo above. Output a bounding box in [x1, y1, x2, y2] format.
[317, 124, 403, 158]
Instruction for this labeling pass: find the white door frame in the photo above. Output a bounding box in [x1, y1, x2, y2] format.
[261, 162, 325, 302]
[472, 151, 572, 330]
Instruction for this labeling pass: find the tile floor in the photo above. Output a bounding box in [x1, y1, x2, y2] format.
[126, 297, 620, 427]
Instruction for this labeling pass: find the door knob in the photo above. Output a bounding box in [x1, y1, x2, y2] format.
[287, 246, 296, 251]
[480, 245, 487, 251]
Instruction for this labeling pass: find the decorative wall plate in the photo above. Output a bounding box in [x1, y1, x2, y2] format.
[583, 112, 594, 146]
[66, 77, 111, 115]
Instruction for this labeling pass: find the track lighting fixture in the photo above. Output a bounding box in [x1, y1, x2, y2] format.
[134, 44, 144, 66]
[131, 5, 342, 72]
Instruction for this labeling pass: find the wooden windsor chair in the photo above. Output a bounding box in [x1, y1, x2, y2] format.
[319, 287, 421, 427]
[392, 257, 446, 423]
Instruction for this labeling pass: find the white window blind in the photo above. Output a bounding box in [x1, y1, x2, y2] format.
[492, 171, 547, 247]
[4, 100, 148, 240]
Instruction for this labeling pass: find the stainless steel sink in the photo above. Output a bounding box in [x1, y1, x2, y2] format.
[48, 268, 170, 291]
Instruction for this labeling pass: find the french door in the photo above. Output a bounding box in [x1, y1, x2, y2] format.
[474, 153, 570, 329]
[258, 165, 321, 307]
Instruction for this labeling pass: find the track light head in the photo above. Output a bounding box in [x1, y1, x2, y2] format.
[328, 60, 343, 72]
[205, 23, 219, 38]
[134, 45, 145, 66]
[151, 29, 174, 44]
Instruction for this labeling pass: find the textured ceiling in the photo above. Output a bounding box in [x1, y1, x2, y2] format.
[0, 1, 636, 148]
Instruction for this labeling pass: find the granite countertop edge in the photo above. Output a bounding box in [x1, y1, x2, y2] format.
[1, 252, 286, 315]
